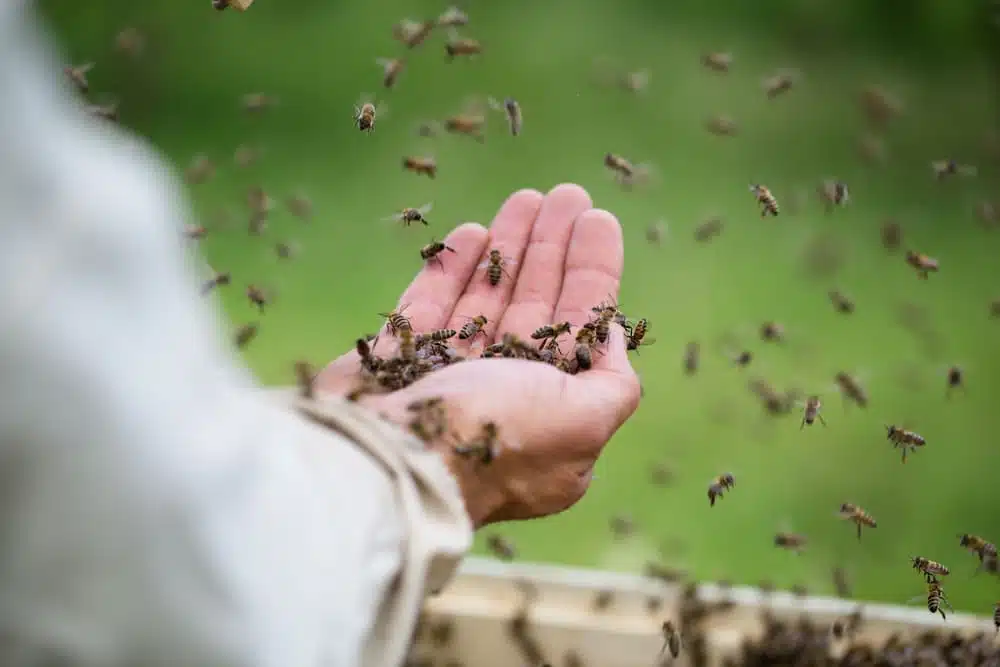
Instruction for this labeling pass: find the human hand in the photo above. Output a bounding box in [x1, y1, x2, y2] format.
[317, 184, 641, 527]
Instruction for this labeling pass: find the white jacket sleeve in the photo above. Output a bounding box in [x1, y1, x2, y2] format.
[0, 5, 471, 667]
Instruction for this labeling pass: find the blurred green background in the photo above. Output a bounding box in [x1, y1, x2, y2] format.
[40, 0, 1000, 614]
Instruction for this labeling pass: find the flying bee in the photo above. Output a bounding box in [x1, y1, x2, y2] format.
[749, 184, 779, 217]
[185, 224, 208, 240]
[701, 51, 732, 72]
[185, 154, 216, 185]
[819, 180, 850, 211]
[992, 299, 1000, 318]
[838, 503, 877, 540]
[392, 18, 435, 48]
[383, 203, 432, 227]
[833, 372, 868, 408]
[201, 270, 231, 295]
[860, 85, 903, 127]
[621, 69, 651, 94]
[245, 284, 268, 312]
[759, 321, 785, 343]
[293, 361, 316, 399]
[774, 532, 808, 553]
[886, 425, 925, 463]
[488, 97, 523, 136]
[379, 304, 412, 336]
[829, 290, 855, 314]
[603, 153, 653, 189]
[478, 249, 518, 286]
[627, 318, 655, 353]
[444, 29, 482, 61]
[453, 421, 501, 464]
[531, 321, 572, 347]
[398, 328, 417, 362]
[443, 113, 486, 142]
[233, 143, 262, 168]
[707, 473, 735, 507]
[375, 57, 405, 89]
[683, 341, 700, 375]
[402, 155, 437, 179]
[274, 241, 300, 260]
[706, 114, 738, 136]
[646, 220, 667, 245]
[944, 365, 965, 397]
[234, 322, 258, 348]
[931, 159, 977, 180]
[905, 251, 939, 278]
[420, 239, 456, 269]
[732, 350, 753, 367]
[242, 93, 279, 114]
[458, 315, 488, 341]
[694, 216, 725, 243]
[486, 534, 517, 561]
[284, 191, 313, 220]
[574, 326, 601, 371]
[212, 0, 230, 9]
[247, 185, 273, 217]
[114, 26, 146, 57]
[908, 576, 952, 620]
[958, 534, 998, 571]
[353, 95, 382, 134]
[911, 557, 949, 581]
[799, 395, 826, 428]
[436, 5, 469, 27]
[64, 62, 94, 93]
[762, 70, 797, 98]
[660, 621, 682, 658]
[86, 102, 119, 122]
[881, 220, 902, 251]
[832, 567, 852, 598]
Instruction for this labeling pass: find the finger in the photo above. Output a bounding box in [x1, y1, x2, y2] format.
[553, 208, 624, 330]
[570, 325, 642, 446]
[495, 183, 592, 341]
[446, 189, 543, 350]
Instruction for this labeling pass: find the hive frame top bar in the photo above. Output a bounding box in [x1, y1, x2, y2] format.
[411, 557, 996, 667]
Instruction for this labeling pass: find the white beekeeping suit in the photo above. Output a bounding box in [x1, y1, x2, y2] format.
[0, 3, 472, 665]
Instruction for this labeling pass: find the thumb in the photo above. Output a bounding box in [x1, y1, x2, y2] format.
[570, 323, 641, 445]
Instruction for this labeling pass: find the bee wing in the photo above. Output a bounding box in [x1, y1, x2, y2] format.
[476, 259, 491, 270]
[375, 57, 396, 69]
[503, 256, 518, 266]
[957, 164, 978, 177]
[379, 211, 403, 223]
[78, 61, 95, 74]
[904, 594, 927, 605]
[487, 96, 504, 112]
[639, 337, 657, 345]
[417, 202, 434, 215]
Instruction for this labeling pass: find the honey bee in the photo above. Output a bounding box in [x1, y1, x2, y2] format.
[834, 372, 868, 408]
[444, 29, 482, 61]
[458, 315, 488, 341]
[660, 621, 682, 658]
[911, 557, 949, 581]
[114, 26, 146, 57]
[819, 180, 850, 210]
[683, 342, 700, 375]
[705, 114, 737, 136]
[994, 602, 1000, 632]
[800, 396, 826, 428]
[701, 51, 732, 72]
[86, 102, 119, 122]
[293, 361, 316, 399]
[992, 298, 1000, 318]
[759, 321, 785, 343]
[437, 6, 469, 27]
[908, 576, 952, 620]
[201, 271, 231, 295]
[274, 241, 300, 261]
[603, 153, 652, 189]
[694, 216, 725, 243]
[488, 97, 523, 136]
[398, 328, 417, 362]
[383, 203, 433, 227]
[749, 184, 779, 217]
[621, 69, 651, 94]
[904, 250, 939, 279]
[881, 220, 902, 251]
[185, 154, 215, 185]
[64, 62, 94, 93]
[958, 534, 998, 569]
[831, 567, 852, 598]
[216, 0, 251, 9]
[531, 321, 572, 347]
[247, 185, 273, 217]
[212, 0, 230, 11]
[234, 322, 258, 348]
[415, 329, 458, 349]
[732, 350, 753, 367]
[356, 337, 383, 374]
[185, 224, 208, 240]
[478, 249, 518, 286]
[420, 240, 456, 268]
[245, 285, 268, 312]
[762, 70, 797, 98]
[829, 290, 855, 314]
[242, 93, 278, 114]
[443, 112, 486, 142]
[860, 85, 903, 127]
[406, 396, 449, 442]
[592, 305, 620, 344]
[392, 19, 435, 49]
[774, 532, 808, 553]
[402, 155, 437, 179]
[945, 365, 965, 397]
[887, 425, 925, 463]
[626, 318, 654, 353]
[284, 192, 312, 220]
[838, 503, 877, 540]
[354, 96, 381, 134]
[486, 534, 517, 561]
[707, 473, 735, 507]
[453, 421, 501, 464]
[931, 159, 977, 180]
[574, 326, 600, 371]
[375, 57, 405, 89]
[378, 304, 412, 336]
[645, 220, 667, 245]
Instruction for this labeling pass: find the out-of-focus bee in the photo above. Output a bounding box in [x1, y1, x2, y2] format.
[397, 328, 417, 362]
[881, 220, 902, 251]
[908, 576, 952, 620]
[245, 284, 268, 312]
[383, 203, 432, 227]
[592, 589, 615, 611]
[829, 290, 855, 314]
[992, 299, 1000, 318]
[860, 85, 903, 127]
[627, 318, 655, 352]
[945, 365, 965, 397]
[819, 180, 850, 211]
[486, 534, 516, 561]
[478, 249, 518, 286]
[591, 58, 650, 93]
[453, 421, 501, 464]
[444, 29, 482, 61]
[531, 321, 572, 347]
[800, 396, 826, 428]
[958, 534, 998, 569]
[212, 0, 230, 11]
[911, 557, 949, 581]
[420, 240, 456, 268]
[574, 326, 600, 371]
[649, 462, 676, 487]
[832, 567, 852, 598]
[402, 155, 437, 179]
[750, 184, 779, 216]
[701, 51, 732, 72]
[976, 200, 999, 229]
[354, 95, 381, 134]
[774, 532, 808, 553]
[201, 270, 231, 295]
[443, 106, 487, 142]
[838, 503, 877, 540]
[406, 396, 449, 442]
[661, 621, 682, 658]
[234, 322, 258, 348]
[356, 337, 382, 374]
[682, 342, 700, 375]
[274, 241, 299, 260]
[280, 192, 311, 221]
[603, 153, 653, 189]
[293, 361, 316, 399]
[707, 473, 735, 507]
[242, 93, 278, 114]
[759, 321, 785, 343]
[232, 143, 260, 168]
[858, 134, 887, 164]
[887, 425, 925, 463]
[834, 372, 868, 408]
[621, 69, 651, 93]
[185, 224, 208, 240]
[706, 114, 737, 136]
[114, 26, 146, 57]
[905, 250, 939, 279]
[437, 5, 469, 27]
[185, 154, 215, 185]
[378, 304, 412, 337]
[645, 220, 667, 245]
[247, 185, 273, 217]
[762, 70, 797, 98]
[64, 62, 94, 93]
[87, 102, 119, 122]
[488, 97, 523, 136]
[375, 57, 405, 89]
[392, 19, 435, 49]
[931, 159, 977, 180]
[458, 314, 488, 341]
[609, 513, 636, 539]
[694, 216, 725, 242]
[732, 350, 753, 367]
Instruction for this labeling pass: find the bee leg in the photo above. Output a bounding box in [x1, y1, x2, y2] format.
[818, 413, 827, 427]
[800, 418, 806, 430]
[856, 523, 862, 541]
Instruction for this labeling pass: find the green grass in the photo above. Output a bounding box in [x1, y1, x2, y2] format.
[41, 0, 1000, 614]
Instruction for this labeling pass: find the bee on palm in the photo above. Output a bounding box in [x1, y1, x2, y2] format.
[379, 304, 412, 336]
[837, 503, 877, 540]
[478, 249, 518, 287]
[420, 239, 456, 269]
[531, 321, 572, 349]
[626, 318, 654, 352]
[749, 184, 779, 217]
[886, 425, 925, 463]
[383, 203, 433, 227]
[574, 326, 601, 371]
[453, 421, 502, 464]
[707, 473, 735, 507]
[458, 314, 488, 341]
